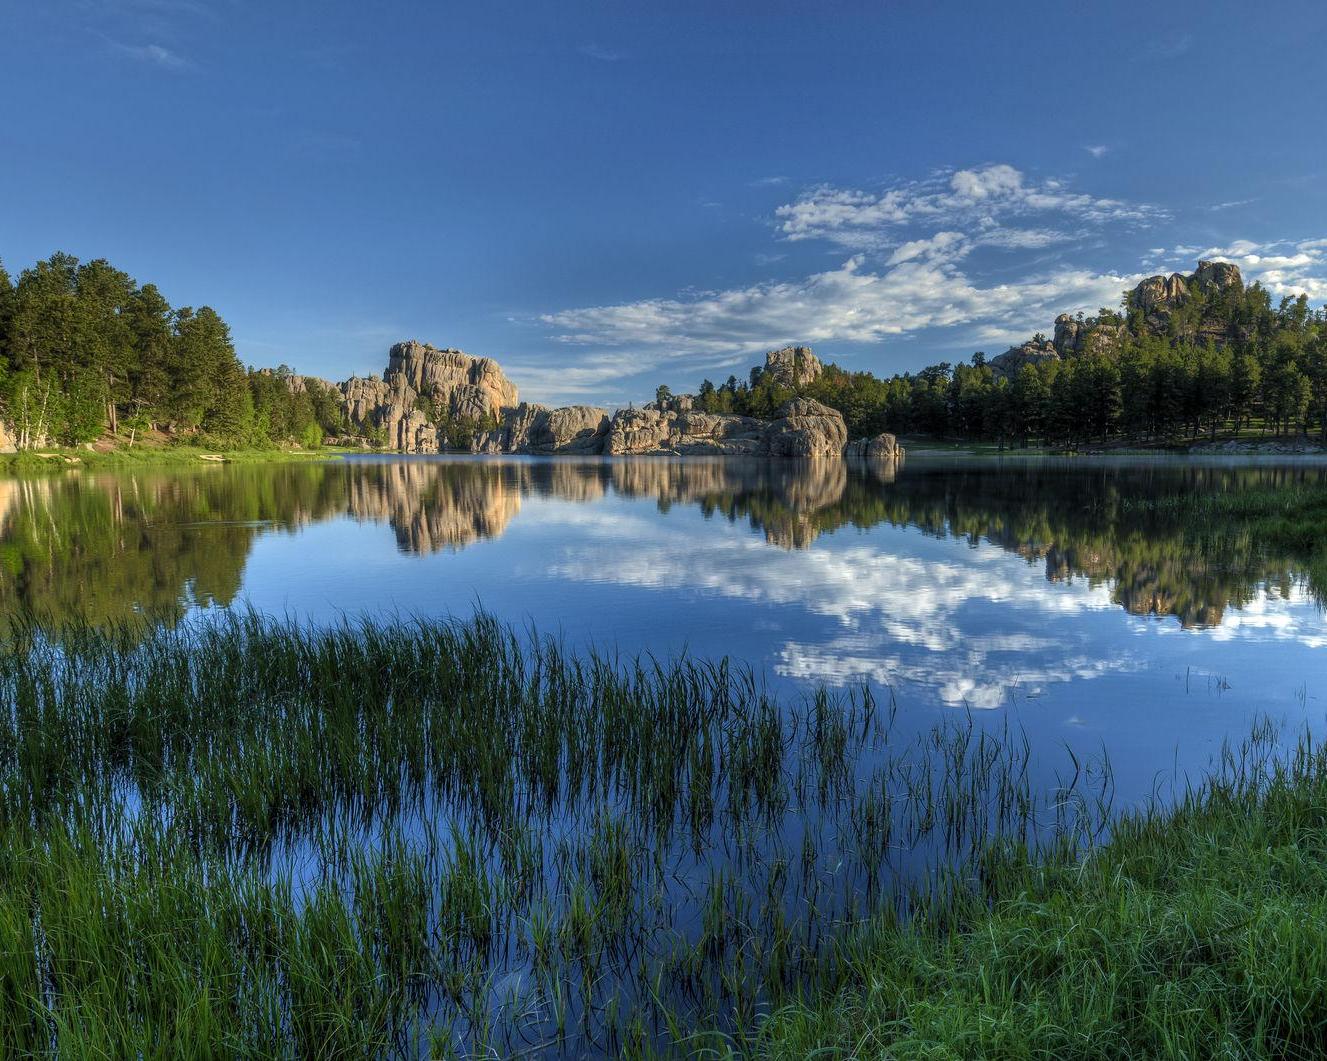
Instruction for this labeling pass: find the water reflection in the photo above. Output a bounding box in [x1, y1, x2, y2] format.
[1, 456, 1321, 631]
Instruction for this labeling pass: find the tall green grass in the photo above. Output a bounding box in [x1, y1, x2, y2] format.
[758, 719, 1327, 1059]
[0, 613, 1309, 1056]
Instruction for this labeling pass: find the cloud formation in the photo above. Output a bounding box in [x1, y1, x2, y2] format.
[1174, 237, 1327, 302]
[527, 162, 1325, 404]
[107, 39, 190, 68]
[531, 164, 1162, 396]
[578, 43, 626, 62]
[774, 164, 1163, 249]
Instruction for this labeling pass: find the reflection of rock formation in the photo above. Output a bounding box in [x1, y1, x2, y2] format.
[343, 463, 523, 554]
[2, 456, 1321, 633]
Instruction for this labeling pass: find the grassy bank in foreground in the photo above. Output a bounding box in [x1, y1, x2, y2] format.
[0, 611, 1318, 1055]
[0, 444, 349, 473]
[759, 721, 1327, 1058]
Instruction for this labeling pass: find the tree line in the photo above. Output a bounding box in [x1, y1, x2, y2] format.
[0, 252, 347, 449]
[682, 280, 1327, 447]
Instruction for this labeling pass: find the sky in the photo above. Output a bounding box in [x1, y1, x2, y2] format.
[2, 1, 1326, 408]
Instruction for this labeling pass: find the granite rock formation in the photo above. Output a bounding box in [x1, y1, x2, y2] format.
[601, 398, 851, 458]
[989, 259, 1248, 382]
[1126, 259, 1246, 344]
[386, 341, 518, 420]
[338, 342, 520, 453]
[989, 338, 1061, 381]
[843, 432, 903, 461]
[758, 345, 824, 388]
[336, 341, 896, 460]
[1053, 313, 1125, 358]
[473, 403, 610, 455]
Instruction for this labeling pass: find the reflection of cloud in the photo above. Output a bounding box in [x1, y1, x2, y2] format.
[775, 638, 1137, 708]
[1211, 586, 1327, 648]
[538, 490, 1327, 703]
[546, 514, 1137, 701]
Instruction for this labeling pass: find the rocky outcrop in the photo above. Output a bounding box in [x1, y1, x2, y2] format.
[989, 339, 1060, 381]
[762, 398, 848, 458]
[335, 339, 891, 461]
[340, 374, 441, 452]
[988, 259, 1247, 381]
[386, 341, 517, 420]
[758, 345, 823, 388]
[1126, 259, 1245, 343]
[603, 408, 766, 455]
[253, 368, 340, 397]
[338, 342, 520, 454]
[602, 399, 852, 458]
[473, 403, 610, 455]
[1053, 313, 1125, 358]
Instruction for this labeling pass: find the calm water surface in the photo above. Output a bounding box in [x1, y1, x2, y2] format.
[7, 452, 1326, 1051]
[3, 453, 1325, 801]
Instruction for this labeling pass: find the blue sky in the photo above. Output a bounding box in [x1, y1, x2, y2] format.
[3, 1, 1326, 408]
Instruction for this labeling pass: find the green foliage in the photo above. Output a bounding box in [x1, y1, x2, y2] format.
[0, 252, 351, 451]
[666, 281, 1327, 448]
[758, 722, 1327, 1059]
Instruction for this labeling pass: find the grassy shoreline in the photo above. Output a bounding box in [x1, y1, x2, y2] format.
[0, 444, 352, 474]
[0, 610, 1315, 1056]
[759, 721, 1327, 1058]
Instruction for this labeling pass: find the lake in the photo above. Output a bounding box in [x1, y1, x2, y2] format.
[4, 452, 1325, 1052]
[5, 453, 1322, 779]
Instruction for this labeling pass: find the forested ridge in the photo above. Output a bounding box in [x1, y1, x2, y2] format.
[675, 262, 1327, 448]
[6, 250, 1327, 453]
[0, 252, 347, 450]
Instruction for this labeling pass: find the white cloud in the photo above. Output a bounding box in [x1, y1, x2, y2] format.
[578, 43, 625, 62]
[536, 167, 1149, 377]
[775, 164, 1163, 249]
[539, 256, 1139, 377]
[1084, 145, 1110, 159]
[1186, 238, 1327, 303]
[108, 39, 190, 68]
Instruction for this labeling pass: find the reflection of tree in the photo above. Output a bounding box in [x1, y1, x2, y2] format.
[0, 457, 1320, 632]
[796, 462, 1326, 628]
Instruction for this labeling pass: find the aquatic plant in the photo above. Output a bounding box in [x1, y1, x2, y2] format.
[0, 611, 1127, 1056]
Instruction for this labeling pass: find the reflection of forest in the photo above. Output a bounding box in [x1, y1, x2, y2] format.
[0, 457, 1321, 629]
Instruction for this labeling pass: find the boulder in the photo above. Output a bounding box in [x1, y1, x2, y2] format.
[762, 398, 848, 458]
[843, 432, 902, 461]
[603, 408, 677, 455]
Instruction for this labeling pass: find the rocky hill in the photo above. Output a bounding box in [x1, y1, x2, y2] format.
[332, 344, 901, 461]
[991, 259, 1246, 380]
[334, 341, 519, 453]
